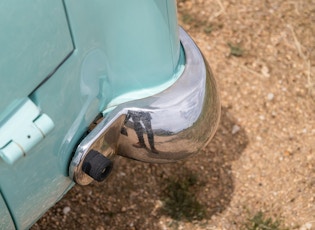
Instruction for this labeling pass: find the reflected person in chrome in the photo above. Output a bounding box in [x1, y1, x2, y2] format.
[121, 110, 158, 154]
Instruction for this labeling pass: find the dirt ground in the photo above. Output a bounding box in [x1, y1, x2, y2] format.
[32, 0, 315, 229]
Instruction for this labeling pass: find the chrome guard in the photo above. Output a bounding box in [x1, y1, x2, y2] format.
[69, 28, 221, 185]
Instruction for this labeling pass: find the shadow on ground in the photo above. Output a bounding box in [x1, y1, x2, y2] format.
[33, 107, 248, 230]
[158, 107, 249, 222]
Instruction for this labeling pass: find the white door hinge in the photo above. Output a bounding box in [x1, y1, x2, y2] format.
[0, 98, 54, 164]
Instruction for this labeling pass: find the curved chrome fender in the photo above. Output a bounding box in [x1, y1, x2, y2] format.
[69, 28, 221, 185]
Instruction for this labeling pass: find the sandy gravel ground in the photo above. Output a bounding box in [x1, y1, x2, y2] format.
[33, 0, 315, 229]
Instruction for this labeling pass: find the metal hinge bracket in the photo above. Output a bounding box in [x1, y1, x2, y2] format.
[0, 98, 54, 164]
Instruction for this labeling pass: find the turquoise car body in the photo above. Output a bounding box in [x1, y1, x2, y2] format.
[0, 1, 219, 229]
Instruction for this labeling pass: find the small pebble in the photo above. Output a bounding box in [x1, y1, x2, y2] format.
[63, 207, 71, 215]
[267, 93, 274, 101]
[232, 124, 240, 134]
[261, 65, 270, 77]
[300, 223, 312, 230]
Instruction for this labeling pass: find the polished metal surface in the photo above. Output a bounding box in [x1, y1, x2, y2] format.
[70, 28, 220, 185]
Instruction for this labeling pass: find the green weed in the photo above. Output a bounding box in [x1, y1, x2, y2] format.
[243, 211, 288, 230]
[160, 173, 206, 221]
[182, 13, 194, 24]
[228, 42, 244, 57]
[204, 25, 213, 34]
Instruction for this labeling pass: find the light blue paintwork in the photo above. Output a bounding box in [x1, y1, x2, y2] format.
[63, 0, 180, 103]
[0, 193, 15, 229]
[0, 0, 182, 229]
[0, 0, 73, 111]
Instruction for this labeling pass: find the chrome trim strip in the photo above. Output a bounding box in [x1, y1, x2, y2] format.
[69, 28, 220, 185]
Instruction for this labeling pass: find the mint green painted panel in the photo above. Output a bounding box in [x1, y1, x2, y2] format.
[0, 0, 73, 111]
[0, 98, 72, 229]
[64, 0, 180, 99]
[0, 147, 74, 229]
[0, 193, 15, 230]
[0, 1, 182, 228]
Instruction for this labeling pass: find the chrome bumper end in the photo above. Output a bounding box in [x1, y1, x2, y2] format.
[70, 28, 220, 185]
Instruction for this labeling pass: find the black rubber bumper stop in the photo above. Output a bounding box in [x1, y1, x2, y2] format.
[82, 150, 113, 182]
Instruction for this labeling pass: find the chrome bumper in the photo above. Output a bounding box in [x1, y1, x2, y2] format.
[69, 28, 221, 185]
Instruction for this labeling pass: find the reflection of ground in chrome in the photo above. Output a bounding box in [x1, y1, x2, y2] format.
[33, 1, 315, 229]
